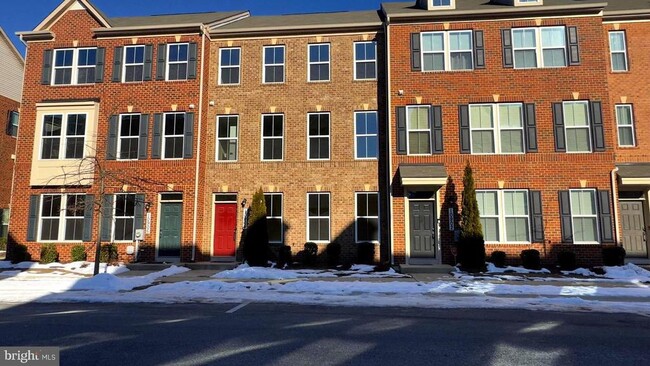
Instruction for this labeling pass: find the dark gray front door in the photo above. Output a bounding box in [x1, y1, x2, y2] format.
[409, 201, 436, 258]
[158, 202, 182, 258]
[621, 201, 647, 257]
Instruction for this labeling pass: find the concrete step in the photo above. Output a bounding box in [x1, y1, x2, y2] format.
[399, 264, 455, 274]
[126, 262, 239, 271]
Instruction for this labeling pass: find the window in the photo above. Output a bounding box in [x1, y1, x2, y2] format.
[261, 114, 283, 161]
[421, 31, 473, 71]
[512, 27, 566, 69]
[217, 116, 238, 161]
[1, 209, 9, 238]
[163, 113, 185, 159]
[563, 101, 591, 153]
[8, 111, 19, 137]
[264, 193, 283, 243]
[123, 45, 145, 82]
[307, 193, 330, 242]
[41, 113, 86, 160]
[219, 48, 241, 85]
[53, 48, 97, 85]
[406, 106, 431, 155]
[356, 193, 379, 242]
[354, 42, 377, 80]
[39, 194, 85, 242]
[167, 44, 189, 81]
[263, 46, 284, 83]
[616, 105, 635, 147]
[118, 114, 140, 160]
[469, 104, 524, 154]
[477, 190, 530, 243]
[308, 44, 330, 81]
[570, 190, 598, 244]
[113, 194, 135, 241]
[355, 111, 378, 159]
[609, 31, 628, 72]
[433, 0, 452, 6]
[308, 113, 330, 160]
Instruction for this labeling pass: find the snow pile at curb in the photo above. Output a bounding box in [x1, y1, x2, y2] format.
[215, 265, 300, 280]
[0, 261, 12, 269]
[603, 264, 650, 282]
[486, 263, 551, 274]
[71, 266, 190, 291]
[213, 264, 407, 280]
[1, 261, 129, 276]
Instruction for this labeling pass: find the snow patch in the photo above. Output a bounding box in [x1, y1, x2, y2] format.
[5, 261, 129, 276]
[71, 266, 190, 291]
[603, 264, 650, 282]
[486, 263, 551, 274]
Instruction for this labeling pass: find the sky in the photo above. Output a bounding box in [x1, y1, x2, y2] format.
[1, 0, 408, 56]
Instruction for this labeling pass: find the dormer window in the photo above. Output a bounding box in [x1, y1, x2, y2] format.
[433, 0, 452, 7]
[417, 0, 455, 10]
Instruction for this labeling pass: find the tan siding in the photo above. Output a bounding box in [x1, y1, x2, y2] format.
[0, 36, 24, 102]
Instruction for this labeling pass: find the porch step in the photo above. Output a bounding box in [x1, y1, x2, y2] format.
[126, 262, 239, 271]
[398, 264, 455, 274]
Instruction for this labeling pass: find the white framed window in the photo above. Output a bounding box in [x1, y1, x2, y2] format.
[406, 106, 431, 155]
[264, 193, 283, 244]
[163, 113, 185, 159]
[216, 115, 238, 161]
[113, 194, 135, 242]
[308, 43, 330, 82]
[354, 41, 377, 80]
[307, 192, 330, 242]
[356, 192, 379, 242]
[123, 45, 145, 82]
[570, 189, 599, 244]
[477, 190, 531, 244]
[609, 31, 628, 72]
[355, 111, 378, 159]
[261, 114, 283, 161]
[8, 111, 19, 137]
[308, 113, 330, 160]
[219, 47, 241, 85]
[431, 0, 454, 8]
[39, 194, 85, 242]
[1, 209, 8, 238]
[563, 101, 591, 153]
[616, 104, 635, 147]
[469, 103, 524, 154]
[118, 114, 140, 160]
[263, 46, 284, 84]
[167, 43, 189, 81]
[421, 31, 473, 71]
[53, 48, 97, 85]
[40, 113, 87, 160]
[512, 27, 566, 69]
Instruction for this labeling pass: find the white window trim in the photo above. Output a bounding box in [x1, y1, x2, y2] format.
[616, 104, 636, 147]
[354, 111, 378, 160]
[117, 114, 140, 161]
[469, 103, 525, 155]
[478, 189, 531, 244]
[512, 26, 567, 69]
[264, 193, 284, 244]
[262, 45, 285, 84]
[9, 111, 19, 138]
[162, 112, 185, 160]
[353, 41, 377, 81]
[355, 192, 380, 243]
[52, 48, 97, 86]
[420, 30, 473, 72]
[609, 31, 628, 72]
[166, 43, 189, 81]
[307, 112, 331, 161]
[112, 193, 136, 243]
[218, 47, 241, 85]
[569, 189, 600, 245]
[405, 105, 432, 156]
[37, 194, 85, 243]
[122, 45, 145, 83]
[306, 192, 331, 243]
[563, 101, 592, 153]
[39, 113, 88, 161]
[216, 115, 239, 162]
[260, 114, 284, 162]
[307, 43, 331, 82]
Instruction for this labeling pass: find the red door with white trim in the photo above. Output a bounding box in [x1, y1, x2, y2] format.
[214, 203, 237, 256]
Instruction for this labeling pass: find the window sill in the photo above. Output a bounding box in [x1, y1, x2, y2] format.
[262, 82, 285, 86]
[353, 78, 378, 82]
[218, 83, 241, 87]
[307, 80, 331, 83]
[215, 160, 239, 163]
[50, 83, 97, 87]
[617, 145, 638, 149]
[261, 159, 284, 163]
[421, 69, 474, 73]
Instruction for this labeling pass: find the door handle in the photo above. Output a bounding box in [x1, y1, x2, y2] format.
[233, 229, 237, 243]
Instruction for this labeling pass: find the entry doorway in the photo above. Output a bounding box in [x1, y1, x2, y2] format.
[620, 199, 648, 258]
[408, 199, 438, 261]
[157, 193, 183, 260]
[213, 194, 238, 258]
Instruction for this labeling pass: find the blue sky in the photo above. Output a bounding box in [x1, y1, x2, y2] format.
[1, 0, 405, 55]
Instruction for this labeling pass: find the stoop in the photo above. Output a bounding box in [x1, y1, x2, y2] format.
[398, 264, 454, 274]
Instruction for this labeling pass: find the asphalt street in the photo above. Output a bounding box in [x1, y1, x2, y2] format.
[0, 302, 648, 366]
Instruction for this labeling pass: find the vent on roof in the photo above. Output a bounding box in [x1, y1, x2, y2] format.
[416, 0, 456, 11]
[491, 0, 544, 7]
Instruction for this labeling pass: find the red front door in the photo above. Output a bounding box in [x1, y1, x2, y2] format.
[214, 203, 237, 256]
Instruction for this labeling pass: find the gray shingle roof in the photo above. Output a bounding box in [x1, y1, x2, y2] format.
[109, 11, 246, 28]
[617, 164, 650, 179]
[399, 164, 447, 179]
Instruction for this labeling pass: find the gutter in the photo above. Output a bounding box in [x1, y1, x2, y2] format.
[210, 23, 382, 39]
[191, 26, 207, 262]
[383, 9, 395, 266]
[611, 167, 621, 246]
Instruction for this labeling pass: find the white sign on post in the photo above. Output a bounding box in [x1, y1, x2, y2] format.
[146, 212, 152, 234]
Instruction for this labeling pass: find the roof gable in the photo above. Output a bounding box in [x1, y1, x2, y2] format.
[0, 27, 24, 65]
[34, 0, 111, 31]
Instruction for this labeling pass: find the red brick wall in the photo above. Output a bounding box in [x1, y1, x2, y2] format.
[0, 94, 19, 210]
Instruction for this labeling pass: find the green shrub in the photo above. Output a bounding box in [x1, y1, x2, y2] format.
[242, 188, 270, 267]
[557, 251, 577, 271]
[490, 251, 507, 268]
[0, 237, 6, 251]
[520, 249, 542, 270]
[459, 162, 486, 271]
[10, 243, 31, 264]
[301, 242, 318, 266]
[602, 246, 626, 266]
[326, 242, 341, 268]
[100, 244, 118, 264]
[71, 245, 87, 262]
[276, 245, 292, 269]
[357, 242, 375, 265]
[40, 244, 58, 264]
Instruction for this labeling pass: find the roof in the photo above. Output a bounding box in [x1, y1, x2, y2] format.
[399, 164, 447, 179]
[109, 11, 247, 28]
[602, 0, 650, 19]
[617, 164, 650, 179]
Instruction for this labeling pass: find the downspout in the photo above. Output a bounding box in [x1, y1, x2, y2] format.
[191, 26, 207, 262]
[384, 16, 394, 265]
[611, 167, 621, 245]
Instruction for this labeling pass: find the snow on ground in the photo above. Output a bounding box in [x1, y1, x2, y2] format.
[70, 266, 190, 291]
[485, 263, 551, 274]
[0, 261, 12, 269]
[603, 264, 650, 282]
[214, 264, 408, 280]
[0, 261, 129, 276]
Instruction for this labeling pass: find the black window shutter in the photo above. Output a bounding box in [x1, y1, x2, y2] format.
[134, 194, 145, 233]
[143, 45, 153, 81]
[524, 103, 538, 153]
[42, 49, 53, 85]
[27, 195, 40, 242]
[396, 107, 407, 155]
[100, 195, 114, 242]
[566, 26, 580, 66]
[83, 194, 94, 242]
[473, 30, 485, 69]
[188, 43, 198, 79]
[184, 112, 194, 159]
[529, 191, 544, 243]
[411, 33, 421, 71]
[552, 103, 566, 152]
[95, 48, 105, 83]
[156, 44, 167, 80]
[559, 191, 573, 243]
[152, 113, 163, 159]
[459, 105, 471, 154]
[501, 29, 513, 68]
[590, 101, 605, 152]
[598, 190, 614, 243]
[139, 114, 149, 160]
[106, 115, 118, 160]
[431, 105, 443, 154]
[112, 46, 123, 82]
